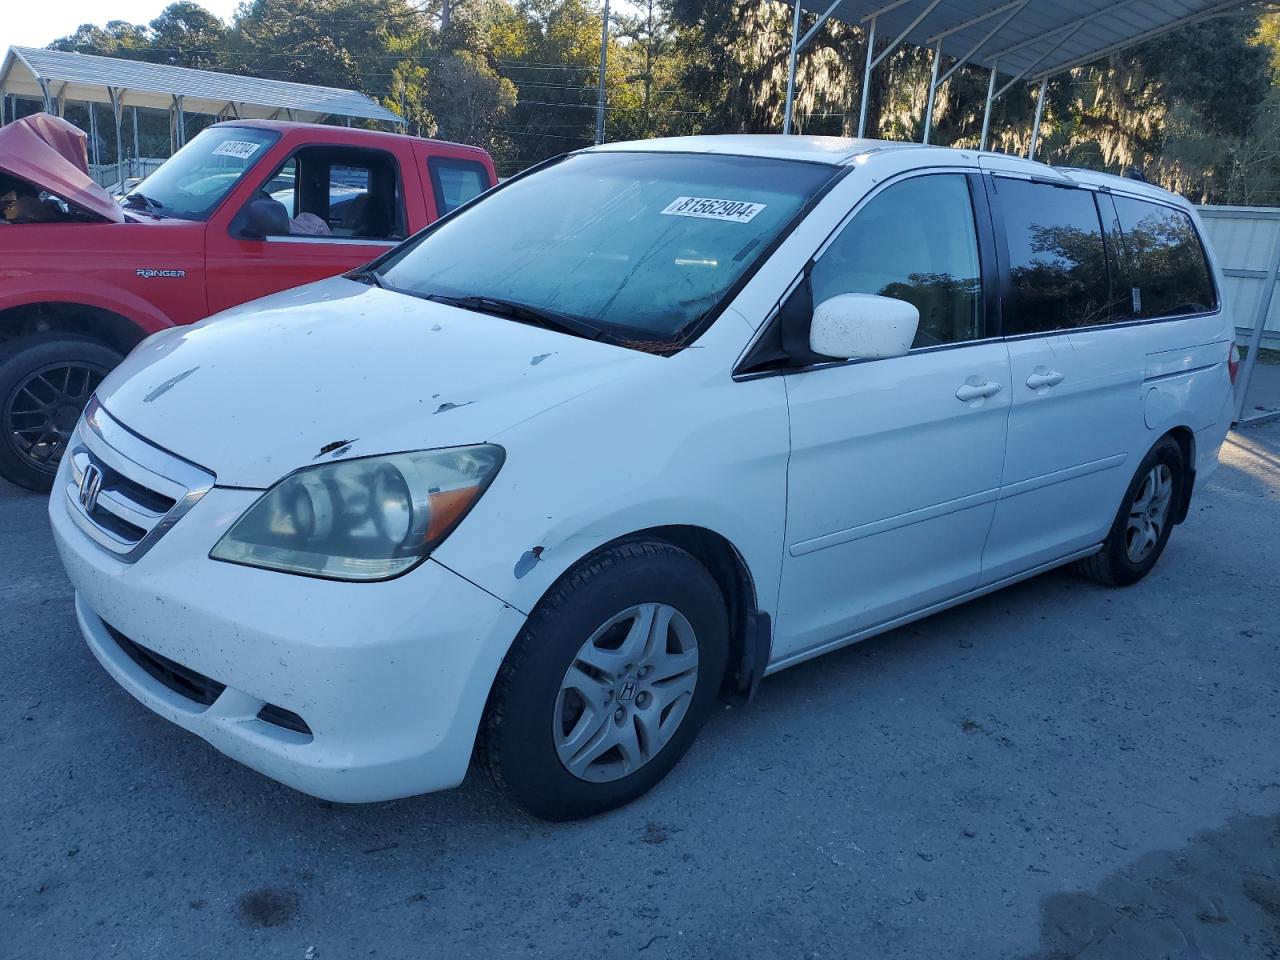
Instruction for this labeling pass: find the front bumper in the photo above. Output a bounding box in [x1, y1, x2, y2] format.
[50, 474, 526, 803]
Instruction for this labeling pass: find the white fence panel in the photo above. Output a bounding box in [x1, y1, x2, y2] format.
[1197, 205, 1280, 351]
[1199, 204, 1280, 421]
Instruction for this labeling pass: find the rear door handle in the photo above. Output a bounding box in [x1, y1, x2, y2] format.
[1026, 369, 1065, 389]
[955, 380, 1003, 402]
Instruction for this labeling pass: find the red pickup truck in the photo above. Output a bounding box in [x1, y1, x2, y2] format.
[0, 114, 496, 490]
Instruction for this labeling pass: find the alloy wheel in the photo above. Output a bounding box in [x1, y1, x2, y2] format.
[3, 362, 105, 476]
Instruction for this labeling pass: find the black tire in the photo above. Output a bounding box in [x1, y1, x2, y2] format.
[1074, 436, 1185, 587]
[478, 540, 729, 821]
[0, 332, 123, 492]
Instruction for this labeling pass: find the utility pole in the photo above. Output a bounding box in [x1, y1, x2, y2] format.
[595, 0, 610, 145]
[643, 0, 654, 135]
[441, 0, 450, 34]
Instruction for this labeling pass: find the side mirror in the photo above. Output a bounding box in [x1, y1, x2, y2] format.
[240, 197, 290, 239]
[810, 293, 919, 360]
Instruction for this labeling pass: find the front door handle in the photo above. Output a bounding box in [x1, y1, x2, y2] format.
[955, 379, 1003, 403]
[1026, 369, 1065, 389]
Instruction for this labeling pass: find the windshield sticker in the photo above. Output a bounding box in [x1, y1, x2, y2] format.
[211, 140, 262, 160]
[660, 197, 766, 224]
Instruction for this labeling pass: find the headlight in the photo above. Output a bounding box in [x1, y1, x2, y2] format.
[210, 444, 504, 581]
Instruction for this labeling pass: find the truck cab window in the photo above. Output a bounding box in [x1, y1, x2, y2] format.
[263, 147, 406, 241]
[428, 158, 492, 216]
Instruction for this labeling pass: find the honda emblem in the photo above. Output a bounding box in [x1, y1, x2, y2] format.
[79, 462, 103, 512]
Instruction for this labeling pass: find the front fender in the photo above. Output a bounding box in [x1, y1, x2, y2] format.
[0, 275, 176, 336]
[431, 344, 790, 628]
[440, 495, 781, 617]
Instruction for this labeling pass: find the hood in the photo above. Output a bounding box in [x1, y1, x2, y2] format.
[0, 113, 124, 223]
[95, 277, 651, 488]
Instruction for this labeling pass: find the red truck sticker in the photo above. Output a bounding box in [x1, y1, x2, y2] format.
[211, 140, 263, 160]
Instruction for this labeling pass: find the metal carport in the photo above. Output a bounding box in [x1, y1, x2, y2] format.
[0, 46, 402, 185]
[779, 0, 1272, 148]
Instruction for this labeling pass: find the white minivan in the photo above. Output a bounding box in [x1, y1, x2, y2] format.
[49, 136, 1238, 820]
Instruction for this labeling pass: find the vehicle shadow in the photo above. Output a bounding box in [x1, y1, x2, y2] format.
[1017, 810, 1280, 959]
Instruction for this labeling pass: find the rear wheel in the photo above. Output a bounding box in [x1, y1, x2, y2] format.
[0, 333, 122, 492]
[1074, 436, 1185, 587]
[479, 540, 729, 821]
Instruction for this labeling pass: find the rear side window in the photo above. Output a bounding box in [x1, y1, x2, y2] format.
[428, 158, 491, 216]
[811, 174, 983, 348]
[1111, 196, 1216, 319]
[997, 179, 1114, 335]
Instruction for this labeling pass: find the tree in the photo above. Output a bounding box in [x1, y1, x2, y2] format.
[427, 50, 518, 145]
[609, 0, 698, 141]
[489, 0, 606, 169]
[49, 20, 150, 56]
[149, 2, 228, 68]
[225, 0, 428, 92]
[1031, 14, 1274, 200]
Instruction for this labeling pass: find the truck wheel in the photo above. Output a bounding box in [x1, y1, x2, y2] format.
[0, 333, 122, 492]
[479, 540, 729, 821]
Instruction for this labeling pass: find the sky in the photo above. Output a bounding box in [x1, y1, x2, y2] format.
[0, 0, 241, 53]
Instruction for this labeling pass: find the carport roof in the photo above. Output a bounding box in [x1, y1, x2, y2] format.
[0, 46, 402, 124]
[787, 0, 1263, 81]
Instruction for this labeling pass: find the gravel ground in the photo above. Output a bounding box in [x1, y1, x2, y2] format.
[3, 422, 1278, 960]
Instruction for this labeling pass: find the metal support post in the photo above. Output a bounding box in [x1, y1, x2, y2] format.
[108, 87, 125, 190]
[923, 39, 941, 143]
[857, 16, 877, 137]
[595, 0, 611, 145]
[783, 0, 804, 134]
[979, 63, 997, 150]
[1028, 76, 1047, 158]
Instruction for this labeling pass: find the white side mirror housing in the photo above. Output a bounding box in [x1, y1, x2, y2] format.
[809, 293, 920, 360]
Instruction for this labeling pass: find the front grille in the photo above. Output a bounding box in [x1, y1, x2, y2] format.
[105, 623, 226, 706]
[64, 398, 214, 562]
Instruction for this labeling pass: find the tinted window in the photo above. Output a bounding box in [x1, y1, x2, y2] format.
[999, 179, 1115, 334]
[1112, 196, 1215, 318]
[811, 174, 982, 347]
[429, 158, 491, 215]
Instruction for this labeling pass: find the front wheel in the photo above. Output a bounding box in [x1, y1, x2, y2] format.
[1074, 436, 1185, 587]
[478, 540, 729, 821]
[0, 333, 122, 492]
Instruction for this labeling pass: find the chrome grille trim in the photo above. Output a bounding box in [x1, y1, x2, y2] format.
[63, 398, 215, 562]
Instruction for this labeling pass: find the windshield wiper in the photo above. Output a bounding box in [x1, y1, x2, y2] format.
[122, 192, 166, 217]
[426, 294, 607, 341]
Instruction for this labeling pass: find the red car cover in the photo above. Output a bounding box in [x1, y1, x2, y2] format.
[0, 112, 124, 223]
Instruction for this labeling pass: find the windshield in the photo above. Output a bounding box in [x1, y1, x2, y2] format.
[376, 152, 835, 343]
[123, 126, 279, 221]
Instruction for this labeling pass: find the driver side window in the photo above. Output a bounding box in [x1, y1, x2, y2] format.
[811, 174, 983, 348]
[258, 147, 406, 241]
